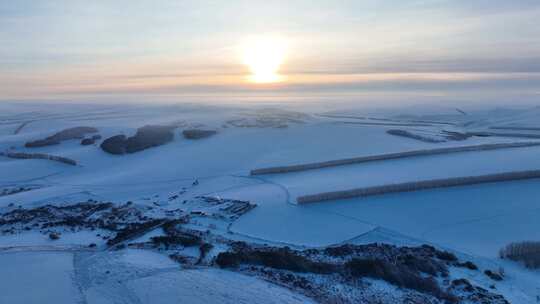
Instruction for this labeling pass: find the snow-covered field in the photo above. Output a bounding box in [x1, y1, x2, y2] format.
[1, 101, 539, 303]
[0, 251, 80, 304]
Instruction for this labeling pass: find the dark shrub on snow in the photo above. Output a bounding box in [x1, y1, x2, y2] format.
[435, 250, 458, 262]
[484, 270, 503, 281]
[126, 125, 175, 153]
[26, 126, 98, 147]
[214, 243, 461, 302]
[198, 242, 213, 263]
[216, 247, 337, 274]
[451, 278, 474, 292]
[398, 254, 444, 276]
[107, 219, 165, 246]
[101, 125, 175, 155]
[101, 135, 127, 154]
[182, 129, 217, 140]
[151, 234, 201, 248]
[456, 261, 478, 270]
[345, 258, 455, 301]
[81, 138, 95, 145]
[216, 252, 241, 268]
[25, 138, 61, 148]
[49, 232, 60, 240]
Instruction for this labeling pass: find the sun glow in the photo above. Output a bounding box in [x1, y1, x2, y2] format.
[242, 37, 287, 83]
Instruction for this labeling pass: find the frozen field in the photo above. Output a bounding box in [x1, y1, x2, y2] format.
[1, 102, 540, 303]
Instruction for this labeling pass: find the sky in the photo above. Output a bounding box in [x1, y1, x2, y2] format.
[1, 0, 540, 103]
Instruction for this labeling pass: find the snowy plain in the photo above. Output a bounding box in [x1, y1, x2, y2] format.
[1, 101, 540, 303]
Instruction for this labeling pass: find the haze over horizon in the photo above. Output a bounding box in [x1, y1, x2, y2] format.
[2, 1, 540, 104]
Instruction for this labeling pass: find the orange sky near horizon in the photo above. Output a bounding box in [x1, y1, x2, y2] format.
[2, 1, 540, 102]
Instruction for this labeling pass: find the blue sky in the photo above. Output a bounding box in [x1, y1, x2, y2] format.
[1, 1, 540, 102]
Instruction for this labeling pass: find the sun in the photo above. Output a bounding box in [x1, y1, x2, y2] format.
[242, 36, 287, 83]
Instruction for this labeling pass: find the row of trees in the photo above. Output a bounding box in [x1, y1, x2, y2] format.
[297, 170, 540, 204]
[1, 152, 77, 166]
[251, 141, 540, 175]
[500, 241, 540, 269]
